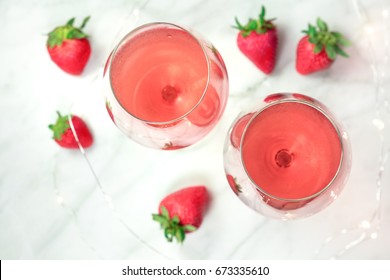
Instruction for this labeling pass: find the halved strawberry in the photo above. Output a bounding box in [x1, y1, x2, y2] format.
[47, 17, 91, 75]
[296, 18, 349, 75]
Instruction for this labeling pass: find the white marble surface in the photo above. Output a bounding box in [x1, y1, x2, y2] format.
[1, 0, 390, 259]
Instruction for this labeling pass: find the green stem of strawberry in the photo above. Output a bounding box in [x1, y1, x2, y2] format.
[233, 5, 276, 37]
[303, 17, 350, 60]
[152, 206, 197, 243]
[48, 111, 71, 140]
[47, 16, 91, 48]
[79, 16, 90, 29]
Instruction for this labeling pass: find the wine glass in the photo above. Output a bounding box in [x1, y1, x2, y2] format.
[223, 93, 352, 220]
[102, 22, 229, 150]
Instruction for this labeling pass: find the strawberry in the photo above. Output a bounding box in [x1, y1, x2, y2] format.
[152, 186, 209, 243]
[49, 111, 93, 149]
[234, 6, 278, 74]
[296, 18, 349, 75]
[47, 17, 91, 75]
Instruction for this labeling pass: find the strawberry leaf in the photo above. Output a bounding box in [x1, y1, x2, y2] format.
[308, 36, 319, 44]
[182, 225, 197, 232]
[317, 18, 328, 32]
[48, 111, 71, 140]
[336, 36, 351, 47]
[67, 29, 87, 39]
[47, 16, 90, 48]
[308, 24, 317, 38]
[171, 215, 180, 224]
[152, 214, 167, 226]
[233, 5, 275, 36]
[247, 19, 258, 30]
[313, 43, 323, 54]
[160, 206, 170, 219]
[234, 17, 245, 30]
[152, 206, 198, 244]
[175, 228, 185, 243]
[334, 45, 349, 57]
[325, 45, 337, 60]
[259, 6, 265, 26]
[164, 228, 174, 242]
[302, 18, 349, 60]
[66, 18, 75, 26]
[80, 16, 90, 29]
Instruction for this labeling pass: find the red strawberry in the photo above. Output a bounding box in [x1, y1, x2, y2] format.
[152, 186, 209, 243]
[49, 111, 93, 149]
[47, 17, 91, 75]
[296, 18, 349, 75]
[234, 6, 278, 74]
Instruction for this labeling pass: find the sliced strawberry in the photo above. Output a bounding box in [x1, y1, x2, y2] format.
[296, 18, 349, 75]
[47, 17, 91, 75]
[152, 186, 209, 243]
[234, 6, 278, 74]
[49, 111, 93, 149]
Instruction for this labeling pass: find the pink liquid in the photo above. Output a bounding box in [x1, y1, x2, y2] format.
[241, 101, 342, 201]
[110, 26, 213, 123]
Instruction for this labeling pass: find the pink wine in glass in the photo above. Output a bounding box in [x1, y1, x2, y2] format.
[224, 93, 351, 219]
[103, 23, 228, 149]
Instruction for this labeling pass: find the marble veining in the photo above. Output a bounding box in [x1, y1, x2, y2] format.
[0, 0, 389, 259]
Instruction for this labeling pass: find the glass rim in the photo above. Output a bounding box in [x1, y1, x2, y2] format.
[239, 95, 346, 202]
[108, 21, 211, 125]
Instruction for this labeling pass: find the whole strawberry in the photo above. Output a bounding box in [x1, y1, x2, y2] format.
[49, 111, 93, 149]
[47, 17, 91, 75]
[234, 6, 278, 74]
[296, 18, 349, 75]
[152, 186, 209, 243]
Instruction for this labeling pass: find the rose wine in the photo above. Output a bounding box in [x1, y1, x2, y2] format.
[241, 101, 342, 201]
[224, 93, 351, 218]
[110, 26, 216, 124]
